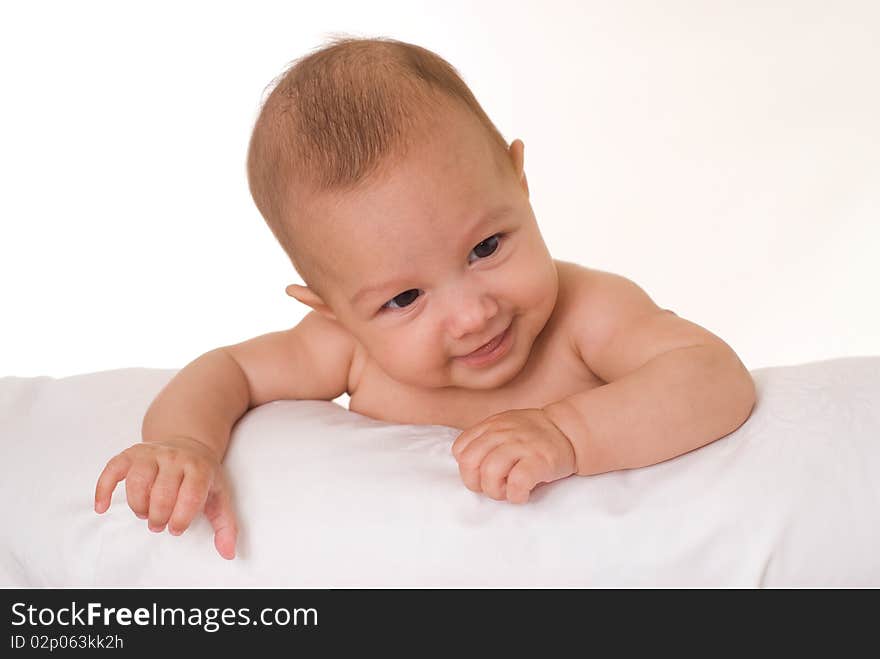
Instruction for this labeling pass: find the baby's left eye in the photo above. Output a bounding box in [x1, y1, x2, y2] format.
[468, 234, 502, 263]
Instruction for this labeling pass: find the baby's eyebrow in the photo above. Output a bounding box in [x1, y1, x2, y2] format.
[350, 204, 512, 307]
[351, 276, 412, 308]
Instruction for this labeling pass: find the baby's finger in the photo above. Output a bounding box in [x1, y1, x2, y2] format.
[451, 422, 488, 459]
[479, 445, 522, 501]
[147, 468, 184, 532]
[455, 432, 508, 493]
[94, 453, 132, 513]
[167, 469, 211, 536]
[505, 459, 543, 504]
[205, 474, 237, 560]
[124, 461, 159, 520]
[451, 410, 512, 458]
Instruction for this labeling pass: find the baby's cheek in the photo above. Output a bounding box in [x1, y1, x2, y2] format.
[377, 337, 449, 386]
[512, 262, 555, 305]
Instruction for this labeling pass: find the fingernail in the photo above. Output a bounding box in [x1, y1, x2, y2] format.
[169, 528, 182, 536]
[136, 513, 147, 520]
[148, 524, 165, 533]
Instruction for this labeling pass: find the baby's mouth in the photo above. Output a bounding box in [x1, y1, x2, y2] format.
[459, 323, 510, 358]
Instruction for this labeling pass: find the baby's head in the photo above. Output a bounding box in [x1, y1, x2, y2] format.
[247, 36, 559, 390]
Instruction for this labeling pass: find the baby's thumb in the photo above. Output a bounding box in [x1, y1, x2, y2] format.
[204, 477, 238, 560]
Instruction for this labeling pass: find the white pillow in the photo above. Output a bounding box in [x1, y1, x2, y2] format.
[1, 357, 878, 587]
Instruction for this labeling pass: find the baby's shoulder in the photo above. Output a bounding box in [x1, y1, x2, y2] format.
[554, 259, 634, 296]
[553, 259, 630, 316]
[555, 260, 706, 381]
[552, 259, 673, 350]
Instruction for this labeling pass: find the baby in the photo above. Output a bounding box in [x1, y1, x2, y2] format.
[94, 36, 756, 560]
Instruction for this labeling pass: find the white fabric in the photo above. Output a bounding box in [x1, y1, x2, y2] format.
[1, 357, 878, 587]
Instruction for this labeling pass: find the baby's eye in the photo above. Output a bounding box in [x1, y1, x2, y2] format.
[468, 234, 502, 263]
[381, 288, 421, 311]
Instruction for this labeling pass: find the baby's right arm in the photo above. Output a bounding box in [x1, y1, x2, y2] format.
[94, 311, 356, 559]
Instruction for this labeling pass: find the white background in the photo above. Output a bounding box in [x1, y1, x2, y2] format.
[3, 1, 878, 407]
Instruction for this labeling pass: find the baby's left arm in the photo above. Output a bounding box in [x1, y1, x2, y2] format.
[452, 270, 756, 503]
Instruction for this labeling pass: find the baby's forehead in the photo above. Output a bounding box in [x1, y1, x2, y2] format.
[308, 204, 514, 303]
[290, 135, 515, 293]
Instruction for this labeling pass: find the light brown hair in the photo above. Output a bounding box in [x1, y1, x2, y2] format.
[246, 35, 511, 297]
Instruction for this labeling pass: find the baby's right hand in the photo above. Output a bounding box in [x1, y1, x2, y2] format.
[94, 437, 237, 560]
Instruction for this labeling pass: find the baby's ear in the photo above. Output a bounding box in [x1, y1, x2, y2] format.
[285, 284, 337, 320]
[508, 139, 529, 198]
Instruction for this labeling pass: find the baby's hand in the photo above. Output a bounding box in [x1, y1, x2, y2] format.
[451, 408, 576, 504]
[94, 437, 237, 560]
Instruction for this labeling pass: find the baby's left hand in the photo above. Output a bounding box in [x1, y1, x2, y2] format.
[451, 408, 577, 504]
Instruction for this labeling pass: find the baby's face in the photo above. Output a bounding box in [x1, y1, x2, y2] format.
[299, 106, 559, 391]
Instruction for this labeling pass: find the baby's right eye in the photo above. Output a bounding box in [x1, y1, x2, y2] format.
[381, 289, 421, 311]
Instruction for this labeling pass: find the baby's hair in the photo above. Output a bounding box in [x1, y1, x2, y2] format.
[246, 35, 510, 297]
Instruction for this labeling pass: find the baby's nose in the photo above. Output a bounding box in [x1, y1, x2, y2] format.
[446, 288, 499, 338]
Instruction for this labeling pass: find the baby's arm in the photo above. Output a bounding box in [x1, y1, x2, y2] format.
[453, 271, 755, 503]
[542, 272, 756, 476]
[94, 311, 356, 559]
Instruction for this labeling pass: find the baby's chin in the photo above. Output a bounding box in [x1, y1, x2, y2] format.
[451, 361, 526, 390]
[448, 353, 531, 391]
[390, 359, 524, 391]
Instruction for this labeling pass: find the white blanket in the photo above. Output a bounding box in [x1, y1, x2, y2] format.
[1, 357, 878, 587]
